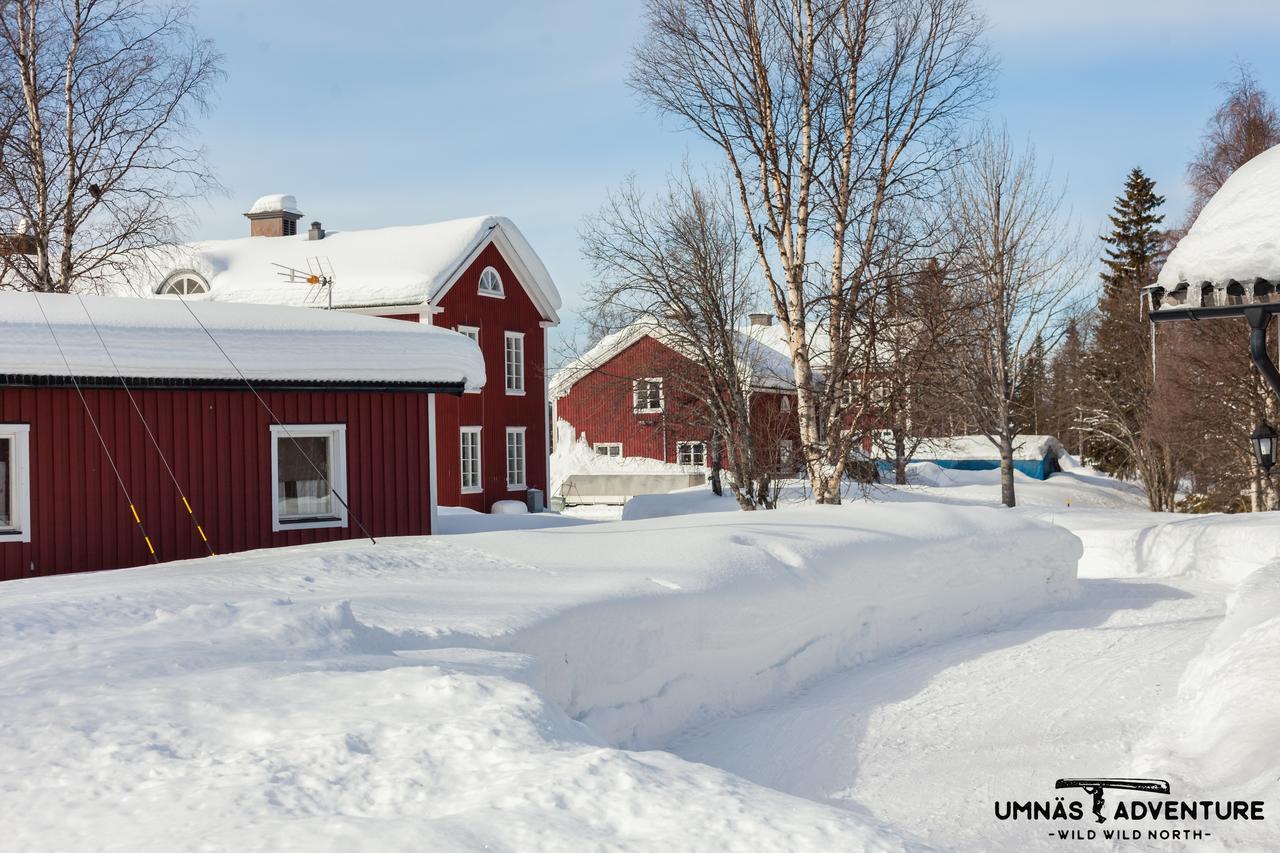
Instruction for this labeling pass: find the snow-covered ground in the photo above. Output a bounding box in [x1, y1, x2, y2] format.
[3, 461, 1277, 851]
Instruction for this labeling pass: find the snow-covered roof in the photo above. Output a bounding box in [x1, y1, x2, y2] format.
[550, 319, 799, 399]
[1158, 144, 1280, 288]
[247, 193, 301, 215]
[913, 435, 1066, 462]
[106, 215, 561, 321]
[0, 293, 485, 390]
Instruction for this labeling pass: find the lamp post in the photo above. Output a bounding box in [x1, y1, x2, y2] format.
[1253, 421, 1277, 474]
[1145, 289, 1280, 476]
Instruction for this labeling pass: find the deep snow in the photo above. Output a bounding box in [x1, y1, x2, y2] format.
[0, 503, 1075, 852]
[3, 461, 1277, 851]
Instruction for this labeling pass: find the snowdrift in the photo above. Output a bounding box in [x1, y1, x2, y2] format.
[1039, 509, 1280, 583]
[0, 504, 1077, 851]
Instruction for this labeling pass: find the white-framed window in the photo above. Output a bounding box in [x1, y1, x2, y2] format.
[504, 332, 525, 395]
[677, 440, 706, 467]
[0, 425, 32, 543]
[779, 439, 794, 467]
[270, 424, 348, 531]
[506, 427, 527, 490]
[478, 266, 504, 297]
[457, 326, 482, 393]
[594, 442, 623, 458]
[157, 271, 209, 296]
[460, 426, 482, 493]
[633, 378, 664, 413]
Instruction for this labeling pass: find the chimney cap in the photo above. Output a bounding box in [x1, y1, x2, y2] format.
[247, 193, 301, 216]
[748, 312, 773, 327]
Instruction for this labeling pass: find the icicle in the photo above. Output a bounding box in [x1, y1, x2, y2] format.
[1150, 322, 1157, 378]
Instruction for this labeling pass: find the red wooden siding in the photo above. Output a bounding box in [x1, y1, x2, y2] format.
[432, 242, 549, 511]
[555, 334, 802, 467]
[0, 386, 434, 581]
[555, 335, 712, 462]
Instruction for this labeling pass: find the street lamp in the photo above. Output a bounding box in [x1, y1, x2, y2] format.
[1146, 288, 1280, 475]
[1253, 421, 1277, 474]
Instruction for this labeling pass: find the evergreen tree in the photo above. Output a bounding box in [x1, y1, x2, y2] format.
[1013, 333, 1049, 434]
[1083, 168, 1166, 479]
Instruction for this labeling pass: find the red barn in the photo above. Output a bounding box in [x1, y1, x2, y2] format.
[108, 196, 560, 513]
[0, 292, 483, 580]
[551, 315, 801, 470]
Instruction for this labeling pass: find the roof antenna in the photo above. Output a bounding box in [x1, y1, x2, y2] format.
[273, 256, 335, 309]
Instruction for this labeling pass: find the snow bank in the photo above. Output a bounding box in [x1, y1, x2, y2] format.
[1158, 143, 1280, 288]
[0, 503, 1077, 849]
[461, 505, 1081, 747]
[621, 484, 737, 520]
[1036, 509, 1280, 583]
[0, 292, 485, 389]
[1136, 561, 1280, 814]
[911, 434, 1066, 461]
[435, 505, 593, 535]
[550, 419, 692, 496]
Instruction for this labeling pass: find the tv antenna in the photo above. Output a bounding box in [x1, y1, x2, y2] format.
[273, 257, 336, 309]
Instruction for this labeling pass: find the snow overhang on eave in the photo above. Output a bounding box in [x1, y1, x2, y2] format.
[0, 374, 470, 396]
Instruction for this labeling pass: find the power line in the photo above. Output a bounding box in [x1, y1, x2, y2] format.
[31, 293, 158, 563]
[75, 294, 216, 557]
[168, 293, 377, 545]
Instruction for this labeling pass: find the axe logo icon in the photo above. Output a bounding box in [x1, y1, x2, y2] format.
[1055, 778, 1171, 823]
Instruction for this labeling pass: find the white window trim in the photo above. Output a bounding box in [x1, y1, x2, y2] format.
[0, 424, 32, 543]
[157, 269, 209, 296]
[594, 442, 623, 458]
[270, 424, 348, 532]
[457, 325, 482, 393]
[504, 331, 526, 396]
[478, 266, 505, 298]
[676, 439, 707, 468]
[633, 377, 664, 414]
[505, 426, 528, 491]
[460, 426, 483, 494]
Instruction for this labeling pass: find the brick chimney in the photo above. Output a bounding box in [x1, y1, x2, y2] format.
[244, 194, 303, 237]
[748, 312, 773, 327]
[0, 218, 37, 257]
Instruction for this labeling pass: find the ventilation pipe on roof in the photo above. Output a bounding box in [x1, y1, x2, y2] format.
[307, 221, 325, 241]
[748, 312, 773, 327]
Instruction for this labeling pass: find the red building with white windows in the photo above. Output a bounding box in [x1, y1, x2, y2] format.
[110, 196, 560, 513]
[551, 316, 801, 471]
[0, 293, 482, 580]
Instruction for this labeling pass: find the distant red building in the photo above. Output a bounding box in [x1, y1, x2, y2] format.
[0, 293, 481, 580]
[109, 196, 560, 512]
[551, 317, 801, 470]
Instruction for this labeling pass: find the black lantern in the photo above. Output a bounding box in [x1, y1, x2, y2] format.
[1252, 421, 1277, 474]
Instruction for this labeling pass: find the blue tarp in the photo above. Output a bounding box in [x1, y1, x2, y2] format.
[877, 455, 1061, 481]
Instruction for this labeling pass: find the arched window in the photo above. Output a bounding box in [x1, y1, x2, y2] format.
[477, 266, 503, 296]
[158, 272, 209, 296]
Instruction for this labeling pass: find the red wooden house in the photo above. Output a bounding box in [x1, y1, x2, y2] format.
[109, 195, 560, 513]
[0, 292, 483, 580]
[551, 315, 802, 470]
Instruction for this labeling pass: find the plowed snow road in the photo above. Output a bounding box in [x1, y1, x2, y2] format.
[673, 577, 1227, 851]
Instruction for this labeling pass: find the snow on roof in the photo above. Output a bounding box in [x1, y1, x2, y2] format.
[1158, 144, 1280, 288]
[550, 319, 800, 399]
[107, 215, 561, 320]
[0, 292, 485, 389]
[913, 434, 1066, 462]
[247, 193, 301, 215]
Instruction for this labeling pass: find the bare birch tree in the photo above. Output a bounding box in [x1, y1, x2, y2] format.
[631, 0, 992, 502]
[580, 171, 782, 509]
[944, 126, 1082, 508]
[0, 0, 222, 292]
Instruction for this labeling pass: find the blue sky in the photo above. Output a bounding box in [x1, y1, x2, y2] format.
[189, 1, 1280, 359]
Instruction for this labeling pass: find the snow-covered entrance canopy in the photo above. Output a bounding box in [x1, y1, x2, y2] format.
[0, 293, 485, 391]
[1154, 144, 1280, 304]
[106, 215, 561, 321]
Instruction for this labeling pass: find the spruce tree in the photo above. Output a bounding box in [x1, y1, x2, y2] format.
[1084, 168, 1167, 481]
